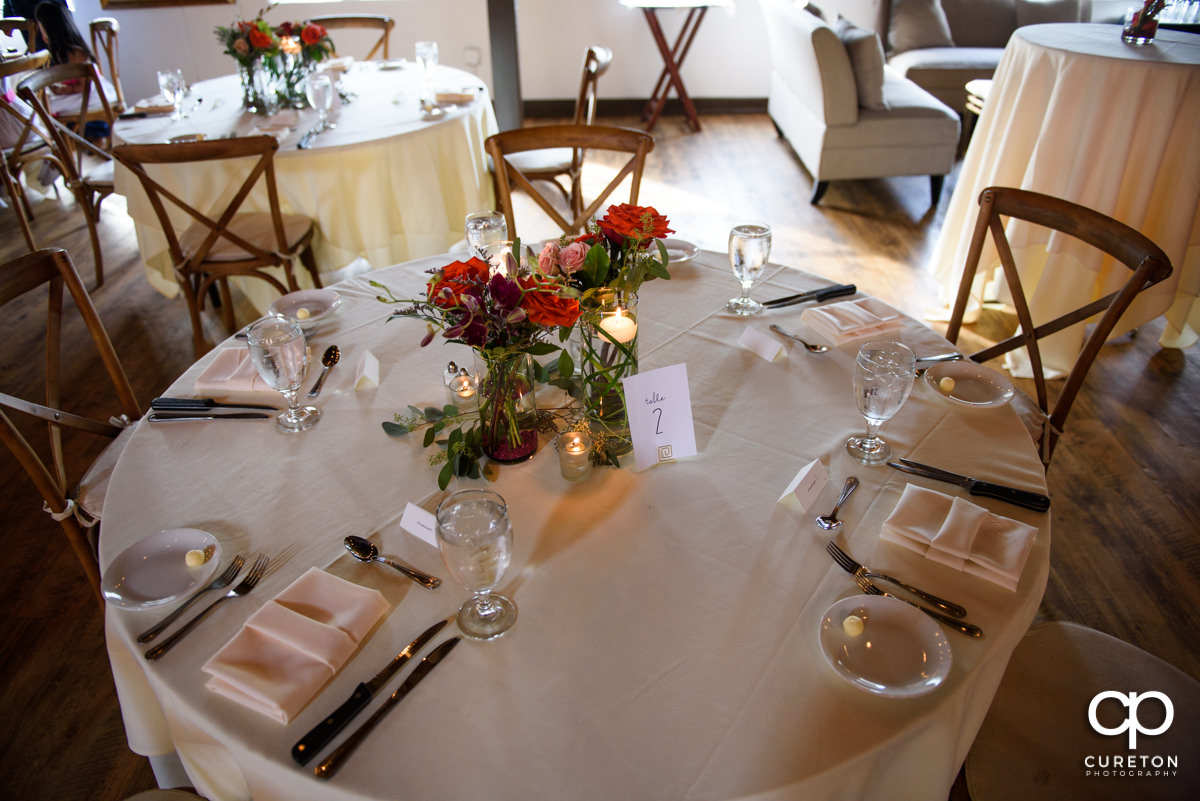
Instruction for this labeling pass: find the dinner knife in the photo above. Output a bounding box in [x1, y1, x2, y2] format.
[314, 636, 462, 780]
[152, 397, 281, 411]
[763, 283, 856, 309]
[147, 412, 271, 422]
[888, 459, 1051, 513]
[291, 618, 449, 765]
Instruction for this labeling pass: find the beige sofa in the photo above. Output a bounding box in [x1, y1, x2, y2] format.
[761, 0, 960, 205]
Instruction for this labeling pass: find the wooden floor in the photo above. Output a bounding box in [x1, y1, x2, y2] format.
[0, 113, 1196, 800]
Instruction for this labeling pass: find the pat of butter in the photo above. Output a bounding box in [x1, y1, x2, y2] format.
[185, 549, 207, 568]
[938, 376, 956, 395]
[295, 307, 310, 320]
[843, 614, 864, 637]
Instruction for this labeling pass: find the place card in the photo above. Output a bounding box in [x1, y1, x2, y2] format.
[354, 350, 379, 390]
[778, 458, 828, 511]
[399, 502, 438, 549]
[621, 363, 697, 471]
[738, 326, 785, 362]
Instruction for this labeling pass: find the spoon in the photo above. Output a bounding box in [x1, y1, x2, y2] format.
[915, 352, 964, 377]
[307, 345, 340, 398]
[769, 324, 829, 353]
[816, 477, 859, 530]
[343, 535, 441, 589]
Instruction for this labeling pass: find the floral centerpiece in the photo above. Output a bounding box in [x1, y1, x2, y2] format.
[215, 8, 335, 114]
[376, 252, 582, 487]
[538, 204, 673, 455]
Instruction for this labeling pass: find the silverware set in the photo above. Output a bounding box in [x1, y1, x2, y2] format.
[887, 458, 1051, 512]
[855, 575, 982, 638]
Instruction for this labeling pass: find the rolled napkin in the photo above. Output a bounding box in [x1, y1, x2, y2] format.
[880, 484, 1037, 591]
[193, 348, 273, 395]
[134, 95, 175, 115]
[202, 567, 389, 723]
[799, 297, 904, 346]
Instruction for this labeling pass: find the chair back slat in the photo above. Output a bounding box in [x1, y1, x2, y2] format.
[89, 17, 125, 112]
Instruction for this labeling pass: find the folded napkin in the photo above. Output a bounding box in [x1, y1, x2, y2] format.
[799, 297, 904, 346]
[202, 567, 389, 723]
[193, 348, 272, 394]
[880, 484, 1037, 591]
[134, 95, 175, 115]
[435, 90, 476, 105]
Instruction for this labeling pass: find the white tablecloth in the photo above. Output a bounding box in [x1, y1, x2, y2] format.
[112, 64, 498, 313]
[930, 23, 1200, 376]
[101, 252, 1050, 801]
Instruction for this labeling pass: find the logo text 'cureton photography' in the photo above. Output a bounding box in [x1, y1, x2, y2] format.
[1083, 690, 1180, 779]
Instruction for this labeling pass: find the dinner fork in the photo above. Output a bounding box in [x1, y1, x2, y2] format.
[826, 541, 967, 618]
[136, 555, 246, 644]
[855, 576, 983, 638]
[144, 554, 270, 661]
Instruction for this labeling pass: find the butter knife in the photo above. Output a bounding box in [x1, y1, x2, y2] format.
[888, 459, 1051, 512]
[763, 283, 857, 309]
[152, 397, 280, 411]
[314, 637, 461, 780]
[148, 412, 271, 422]
[291, 619, 448, 765]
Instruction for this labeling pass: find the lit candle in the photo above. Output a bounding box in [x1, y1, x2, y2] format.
[556, 431, 594, 482]
[598, 308, 638, 344]
[446, 371, 477, 407]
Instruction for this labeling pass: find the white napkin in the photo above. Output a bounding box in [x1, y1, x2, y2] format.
[880, 484, 1037, 591]
[799, 297, 904, 346]
[193, 348, 272, 395]
[133, 95, 175, 115]
[202, 567, 389, 723]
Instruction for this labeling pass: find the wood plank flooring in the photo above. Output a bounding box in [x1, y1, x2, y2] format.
[0, 113, 1196, 800]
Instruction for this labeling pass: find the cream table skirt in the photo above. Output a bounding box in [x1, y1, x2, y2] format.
[101, 252, 1050, 801]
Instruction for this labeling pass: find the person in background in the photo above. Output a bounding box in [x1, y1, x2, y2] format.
[31, 1, 114, 147]
[2, 0, 65, 52]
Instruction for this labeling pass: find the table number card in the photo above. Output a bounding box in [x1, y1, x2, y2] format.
[621, 363, 698, 471]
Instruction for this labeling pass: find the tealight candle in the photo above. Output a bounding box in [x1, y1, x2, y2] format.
[556, 430, 594, 482]
[447, 374, 477, 407]
[598, 307, 638, 344]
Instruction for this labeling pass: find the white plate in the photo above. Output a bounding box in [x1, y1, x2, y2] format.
[269, 289, 342, 331]
[818, 594, 952, 698]
[663, 238, 699, 264]
[923, 361, 1014, 408]
[102, 528, 221, 609]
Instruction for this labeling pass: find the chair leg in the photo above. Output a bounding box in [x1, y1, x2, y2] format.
[930, 175, 945, 207]
[300, 247, 323, 288]
[79, 190, 104, 288]
[2, 166, 36, 251]
[810, 181, 829, 205]
[183, 287, 209, 359]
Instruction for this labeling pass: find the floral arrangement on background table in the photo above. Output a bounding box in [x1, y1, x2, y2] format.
[215, 7, 335, 114]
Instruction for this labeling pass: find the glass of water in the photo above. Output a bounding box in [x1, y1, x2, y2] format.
[305, 72, 335, 131]
[156, 68, 185, 120]
[246, 315, 321, 433]
[727, 223, 772, 315]
[436, 488, 517, 640]
[415, 40, 439, 96]
[465, 210, 508, 259]
[846, 340, 915, 464]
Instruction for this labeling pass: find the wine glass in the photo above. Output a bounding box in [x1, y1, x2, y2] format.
[727, 223, 771, 315]
[305, 72, 335, 131]
[415, 40, 439, 97]
[156, 69, 185, 121]
[245, 315, 321, 433]
[435, 488, 517, 640]
[845, 340, 916, 464]
[465, 210, 507, 259]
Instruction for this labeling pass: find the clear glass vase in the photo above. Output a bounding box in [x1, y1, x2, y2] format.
[579, 289, 638, 455]
[473, 350, 539, 464]
[239, 56, 279, 116]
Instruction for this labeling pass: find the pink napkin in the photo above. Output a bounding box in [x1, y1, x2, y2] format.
[880, 484, 1037, 591]
[202, 568, 389, 723]
[192, 348, 272, 394]
[799, 298, 904, 346]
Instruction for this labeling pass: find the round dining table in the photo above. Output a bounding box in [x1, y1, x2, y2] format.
[101, 251, 1051, 801]
[112, 62, 498, 313]
[929, 23, 1200, 377]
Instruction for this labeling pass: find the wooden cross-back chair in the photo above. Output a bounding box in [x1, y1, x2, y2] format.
[487, 124, 655, 237]
[18, 62, 115, 286]
[89, 17, 125, 113]
[1, 49, 51, 250]
[944, 186, 1173, 467]
[308, 15, 395, 60]
[0, 248, 141, 606]
[111, 135, 323, 357]
[0, 16, 36, 56]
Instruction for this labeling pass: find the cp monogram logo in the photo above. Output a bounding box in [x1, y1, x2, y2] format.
[1088, 691, 1174, 749]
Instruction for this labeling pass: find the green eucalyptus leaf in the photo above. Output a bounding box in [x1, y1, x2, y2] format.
[525, 342, 560, 356]
[381, 421, 409, 436]
[438, 460, 454, 490]
[557, 349, 574, 378]
[423, 426, 437, 447]
[423, 406, 444, 421]
[443, 404, 459, 417]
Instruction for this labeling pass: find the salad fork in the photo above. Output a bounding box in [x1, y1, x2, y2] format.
[855, 576, 983, 638]
[144, 554, 270, 661]
[826, 541, 967, 618]
[137, 555, 246, 644]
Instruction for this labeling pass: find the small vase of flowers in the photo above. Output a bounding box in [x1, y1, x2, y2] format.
[215, 9, 335, 114]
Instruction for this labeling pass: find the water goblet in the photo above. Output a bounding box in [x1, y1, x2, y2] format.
[245, 315, 321, 433]
[305, 72, 335, 131]
[465, 210, 507, 259]
[845, 340, 916, 464]
[727, 223, 772, 315]
[415, 41, 439, 97]
[157, 68, 185, 121]
[436, 489, 517, 640]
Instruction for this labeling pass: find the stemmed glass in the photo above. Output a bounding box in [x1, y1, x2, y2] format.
[415, 41, 438, 98]
[465, 210, 507, 259]
[435, 489, 517, 640]
[727, 223, 771, 315]
[305, 72, 335, 131]
[845, 340, 915, 464]
[156, 69, 185, 121]
[245, 315, 321, 433]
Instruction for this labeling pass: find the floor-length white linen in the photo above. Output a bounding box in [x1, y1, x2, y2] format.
[101, 252, 1050, 801]
[112, 65, 497, 313]
[929, 23, 1200, 377]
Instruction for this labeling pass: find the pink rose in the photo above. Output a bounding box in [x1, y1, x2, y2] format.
[538, 241, 560, 275]
[232, 37, 250, 56]
[559, 241, 589, 275]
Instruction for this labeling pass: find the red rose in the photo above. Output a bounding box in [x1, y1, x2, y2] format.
[248, 29, 274, 50]
[301, 23, 327, 46]
[427, 258, 489, 308]
[518, 278, 581, 327]
[598, 204, 673, 246]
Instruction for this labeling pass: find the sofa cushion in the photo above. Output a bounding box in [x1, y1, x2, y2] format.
[889, 0, 955, 54]
[940, 0, 1018, 48]
[887, 46, 1004, 109]
[834, 16, 888, 110]
[1015, 0, 1083, 27]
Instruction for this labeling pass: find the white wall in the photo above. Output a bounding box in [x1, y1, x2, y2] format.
[70, 0, 772, 107]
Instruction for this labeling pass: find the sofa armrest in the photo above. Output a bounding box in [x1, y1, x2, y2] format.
[761, 0, 859, 127]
